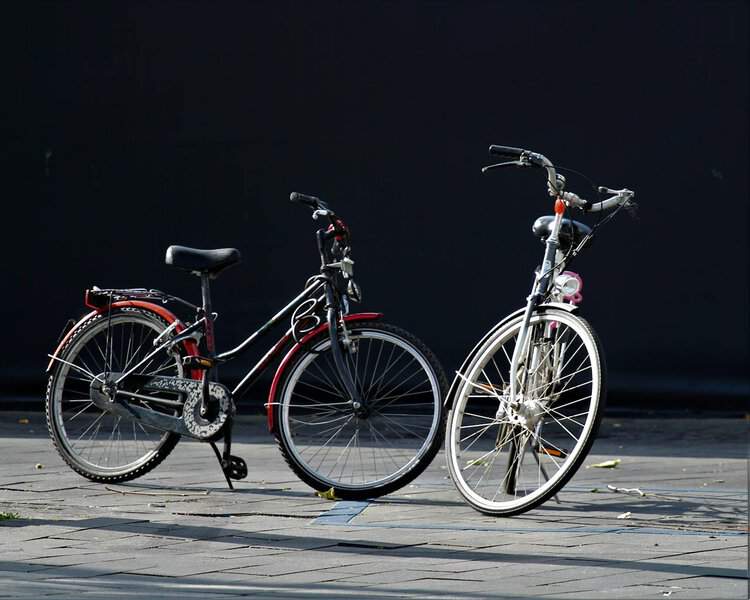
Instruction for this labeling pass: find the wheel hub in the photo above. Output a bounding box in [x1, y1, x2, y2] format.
[352, 400, 370, 419]
[497, 392, 544, 430]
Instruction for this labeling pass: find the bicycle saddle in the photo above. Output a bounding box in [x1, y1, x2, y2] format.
[165, 245, 241, 277]
[532, 216, 592, 249]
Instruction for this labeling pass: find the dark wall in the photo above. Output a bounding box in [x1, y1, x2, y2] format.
[3, 2, 748, 404]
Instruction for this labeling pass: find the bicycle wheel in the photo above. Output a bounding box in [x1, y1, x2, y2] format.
[446, 308, 605, 516]
[274, 321, 447, 499]
[46, 307, 186, 482]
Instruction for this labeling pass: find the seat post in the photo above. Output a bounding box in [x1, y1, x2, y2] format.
[200, 273, 216, 358]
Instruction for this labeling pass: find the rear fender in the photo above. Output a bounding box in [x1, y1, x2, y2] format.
[444, 302, 578, 409]
[266, 312, 384, 432]
[46, 300, 200, 376]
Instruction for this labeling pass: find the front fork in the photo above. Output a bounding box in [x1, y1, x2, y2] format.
[325, 285, 365, 414]
[509, 210, 564, 405]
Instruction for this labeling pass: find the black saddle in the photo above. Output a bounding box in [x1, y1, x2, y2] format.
[532, 216, 592, 250]
[165, 245, 241, 277]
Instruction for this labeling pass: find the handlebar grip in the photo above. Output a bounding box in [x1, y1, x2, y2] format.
[489, 145, 526, 159]
[289, 192, 321, 208]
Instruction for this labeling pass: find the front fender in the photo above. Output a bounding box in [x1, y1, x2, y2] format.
[46, 300, 200, 373]
[444, 302, 578, 409]
[266, 312, 384, 432]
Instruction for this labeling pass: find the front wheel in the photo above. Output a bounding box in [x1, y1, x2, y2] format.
[274, 321, 447, 499]
[446, 309, 606, 516]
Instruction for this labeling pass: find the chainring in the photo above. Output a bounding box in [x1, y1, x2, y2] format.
[145, 376, 233, 439]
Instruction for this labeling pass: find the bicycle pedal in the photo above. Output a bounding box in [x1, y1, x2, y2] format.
[182, 355, 216, 369]
[224, 455, 248, 480]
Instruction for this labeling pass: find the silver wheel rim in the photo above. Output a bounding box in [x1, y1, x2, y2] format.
[448, 312, 601, 512]
[52, 312, 182, 474]
[280, 329, 440, 490]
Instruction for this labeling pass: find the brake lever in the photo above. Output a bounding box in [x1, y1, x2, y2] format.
[312, 209, 333, 220]
[481, 160, 528, 174]
[597, 187, 639, 219]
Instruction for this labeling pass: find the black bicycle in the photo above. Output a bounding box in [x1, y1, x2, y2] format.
[46, 193, 447, 499]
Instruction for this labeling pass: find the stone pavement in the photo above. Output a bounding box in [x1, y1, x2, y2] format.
[0, 411, 747, 599]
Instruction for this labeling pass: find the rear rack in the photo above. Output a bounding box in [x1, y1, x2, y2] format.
[84, 287, 199, 312]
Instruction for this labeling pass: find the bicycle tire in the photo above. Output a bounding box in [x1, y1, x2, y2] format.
[274, 321, 447, 500]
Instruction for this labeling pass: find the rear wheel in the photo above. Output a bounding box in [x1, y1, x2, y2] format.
[446, 309, 605, 516]
[46, 308, 186, 482]
[274, 322, 447, 499]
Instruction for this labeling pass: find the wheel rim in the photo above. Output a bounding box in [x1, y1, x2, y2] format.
[51, 312, 183, 474]
[280, 329, 441, 490]
[448, 312, 601, 512]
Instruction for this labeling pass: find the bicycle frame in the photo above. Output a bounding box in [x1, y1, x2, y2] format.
[49, 274, 387, 439]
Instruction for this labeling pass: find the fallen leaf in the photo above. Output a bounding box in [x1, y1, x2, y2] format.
[590, 488, 601, 493]
[466, 458, 489, 467]
[0, 512, 20, 521]
[586, 459, 621, 469]
[17, 418, 29, 425]
[616, 511, 632, 519]
[315, 487, 340, 501]
[34, 463, 44, 470]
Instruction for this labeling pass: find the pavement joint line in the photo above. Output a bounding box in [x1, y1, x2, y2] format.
[311, 500, 370, 525]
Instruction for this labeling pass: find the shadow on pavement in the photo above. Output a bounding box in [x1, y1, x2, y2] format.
[3, 516, 746, 580]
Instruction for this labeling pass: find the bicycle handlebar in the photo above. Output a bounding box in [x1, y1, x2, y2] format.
[489, 144, 561, 195]
[561, 188, 635, 213]
[487, 145, 635, 213]
[290, 192, 328, 211]
[290, 191, 352, 248]
[488, 145, 526, 160]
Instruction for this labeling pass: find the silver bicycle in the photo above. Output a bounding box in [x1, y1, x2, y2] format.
[446, 145, 637, 516]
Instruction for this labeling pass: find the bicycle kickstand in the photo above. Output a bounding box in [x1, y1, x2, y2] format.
[531, 451, 560, 504]
[209, 417, 248, 490]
